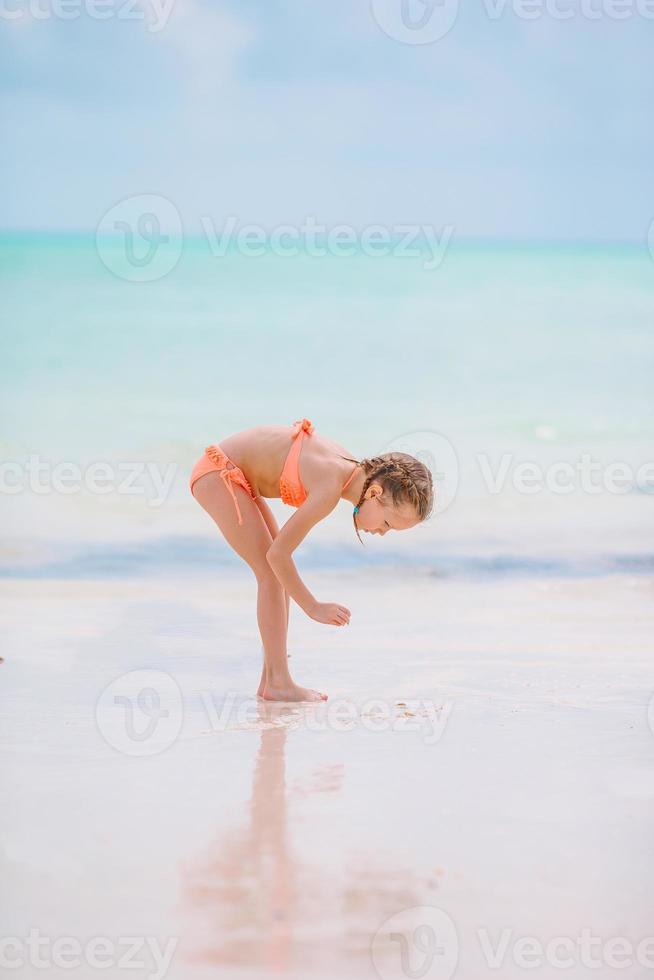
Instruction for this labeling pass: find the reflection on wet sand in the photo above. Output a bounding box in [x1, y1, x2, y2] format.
[182, 702, 437, 974]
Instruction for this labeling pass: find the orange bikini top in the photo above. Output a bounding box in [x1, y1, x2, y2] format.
[280, 418, 358, 507]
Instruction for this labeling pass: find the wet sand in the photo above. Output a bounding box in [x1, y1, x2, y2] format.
[1, 570, 653, 979]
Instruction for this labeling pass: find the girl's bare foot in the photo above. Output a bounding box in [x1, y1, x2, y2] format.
[263, 683, 327, 702]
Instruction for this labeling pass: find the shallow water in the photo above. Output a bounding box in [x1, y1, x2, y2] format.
[1, 235, 653, 573]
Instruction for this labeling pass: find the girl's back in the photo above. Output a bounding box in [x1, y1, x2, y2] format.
[219, 423, 353, 500]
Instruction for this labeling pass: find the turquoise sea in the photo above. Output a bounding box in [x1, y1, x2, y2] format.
[1, 233, 653, 579]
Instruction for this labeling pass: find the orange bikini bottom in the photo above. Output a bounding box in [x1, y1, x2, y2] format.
[189, 445, 256, 526]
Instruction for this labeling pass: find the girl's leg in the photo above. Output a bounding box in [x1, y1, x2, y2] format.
[254, 496, 290, 697]
[192, 473, 325, 702]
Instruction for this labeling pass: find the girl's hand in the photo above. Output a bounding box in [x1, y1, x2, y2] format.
[308, 601, 351, 626]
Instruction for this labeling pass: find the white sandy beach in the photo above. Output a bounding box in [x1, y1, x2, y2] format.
[1, 569, 652, 980]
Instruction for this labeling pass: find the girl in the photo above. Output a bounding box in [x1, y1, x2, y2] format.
[190, 419, 434, 702]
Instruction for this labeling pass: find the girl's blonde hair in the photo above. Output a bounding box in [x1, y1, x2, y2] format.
[344, 452, 435, 543]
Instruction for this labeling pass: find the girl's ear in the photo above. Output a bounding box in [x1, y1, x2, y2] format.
[367, 481, 384, 501]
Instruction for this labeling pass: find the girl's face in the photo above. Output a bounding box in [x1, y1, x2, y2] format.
[355, 483, 420, 535]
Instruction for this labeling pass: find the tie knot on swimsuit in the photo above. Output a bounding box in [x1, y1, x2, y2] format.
[198, 444, 254, 525]
[291, 418, 314, 438]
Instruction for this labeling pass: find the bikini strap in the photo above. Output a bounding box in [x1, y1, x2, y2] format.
[341, 463, 359, 492]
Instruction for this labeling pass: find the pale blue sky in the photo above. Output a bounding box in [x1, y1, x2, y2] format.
[1, 0, 652, 239]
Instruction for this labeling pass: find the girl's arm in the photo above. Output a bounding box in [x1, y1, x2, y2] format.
[266, 489, 351, 626]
